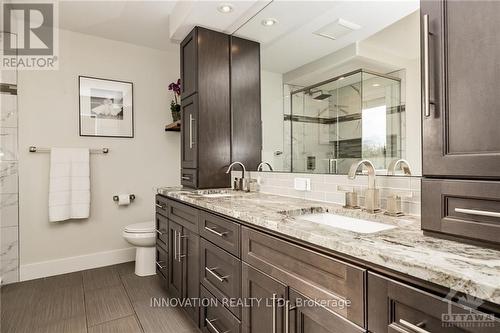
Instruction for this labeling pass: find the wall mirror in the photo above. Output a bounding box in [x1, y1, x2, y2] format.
[233, 1, 421, 176]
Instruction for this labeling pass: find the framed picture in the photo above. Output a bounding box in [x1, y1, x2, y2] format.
[78, 76, 134, 138]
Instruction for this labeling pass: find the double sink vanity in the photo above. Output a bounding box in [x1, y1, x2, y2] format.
[154, 188, 500, 333]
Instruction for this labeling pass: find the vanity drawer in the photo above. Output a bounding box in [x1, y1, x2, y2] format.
[156, 245, 168, 282]
[181, 168, 197, 188]
[201, 286, 241, 333]
[168, 199, 199, 233]
[155, 195, 168, 217]
[241, 226, 365, 327]
[422, 178, 500, 247]
[368, 272, 500, 332]
[155, 213, 168, 247]
[200, 238, 241, 318]
[199, 211, 240, 257]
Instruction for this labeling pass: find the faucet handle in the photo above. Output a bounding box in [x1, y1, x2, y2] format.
[383, 189, 413, 216]
[336, 185, 360, 209]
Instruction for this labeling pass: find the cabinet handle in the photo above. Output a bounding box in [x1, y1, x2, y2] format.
[156, 261, 166, 270]
[204, 226, 228, 237]
[173, 230, 177, 261]
[423, 14, 431, 118]
[189, 114, 195, 149]
[284, 300, 296, 333]
[178, 234, 187, 262]
[272, 294, 277, 333]
[399, 319, 429, 333]
[205, 318, 229, 333]
[205, 267, 229, 282]
[156, 229, 166, 235]
[455, 208, 500, 218]
[181, 176, 191, 181]
[155, 203, 165, 209]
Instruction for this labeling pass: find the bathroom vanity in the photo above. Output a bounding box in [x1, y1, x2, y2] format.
[154, 190, 500, 332]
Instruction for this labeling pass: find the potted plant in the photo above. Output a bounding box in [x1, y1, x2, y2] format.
[168, 79, 181, 121]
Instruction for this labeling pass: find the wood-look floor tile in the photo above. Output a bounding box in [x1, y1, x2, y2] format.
[115, 261, 135, 277]
[121, 273, 168, 303]
[85, 284, 134, 326]
[32, 315, 88, 333]
[42, 271, 83, 290]
[83, 265, 121, 291]
[133, 300, 200, 333]
[88, 315, 143, 333]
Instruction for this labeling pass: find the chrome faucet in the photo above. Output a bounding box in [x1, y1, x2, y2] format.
[387, 159, 412, 176]
[226, 162, 247, 191]
[348, 160, 380, 213]
[256, 162, 273, 172]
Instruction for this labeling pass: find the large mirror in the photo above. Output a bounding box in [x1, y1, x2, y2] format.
[233, 1, 421, 176]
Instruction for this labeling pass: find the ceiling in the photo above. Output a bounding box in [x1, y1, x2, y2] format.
[58, 0, 270, 51]
[233, 0, 419, 73]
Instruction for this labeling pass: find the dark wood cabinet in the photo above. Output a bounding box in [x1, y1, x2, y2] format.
[179, 27, 261, 188]
[168, 220, 183, 299]
[367, 272, 499, 332]
[200, 286, 242, 333]
[421, 0, 500, 247]
[421, 0, 500, 179]
[242, 263, 287, 333]
[230, 36, 262, 170]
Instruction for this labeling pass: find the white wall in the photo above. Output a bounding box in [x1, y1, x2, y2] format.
[18, 29, 180, 279]
[261, 70, 284, 170]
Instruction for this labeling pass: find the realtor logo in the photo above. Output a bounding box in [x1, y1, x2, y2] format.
[1, 1, 58, 69]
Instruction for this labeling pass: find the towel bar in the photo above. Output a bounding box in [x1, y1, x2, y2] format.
[29, 146, 109, 154]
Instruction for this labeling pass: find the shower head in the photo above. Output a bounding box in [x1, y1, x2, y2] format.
[313, 93, 332, 100]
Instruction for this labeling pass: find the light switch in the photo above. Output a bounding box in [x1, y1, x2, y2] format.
[294, 177, 311, 191]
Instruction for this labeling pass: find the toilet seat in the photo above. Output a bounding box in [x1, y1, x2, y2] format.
[124, 221, 155, 233]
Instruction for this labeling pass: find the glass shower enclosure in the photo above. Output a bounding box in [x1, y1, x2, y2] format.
[288, 69, 403, 174]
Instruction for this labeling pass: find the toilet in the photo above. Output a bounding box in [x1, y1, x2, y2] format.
[122, 221, 156, 276]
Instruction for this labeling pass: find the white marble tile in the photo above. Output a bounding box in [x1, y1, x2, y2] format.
[0, 93, 17, 128]
[1, 225, 18, 260]
[1, 257, 19, 284]
[0, 161, 18, 193]
[0, 127, 18, 161]
[1, 193, 18, 227]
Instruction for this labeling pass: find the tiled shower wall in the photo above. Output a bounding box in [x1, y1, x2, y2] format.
[233, 171, 421, 216]
[1, 32, 19, 284]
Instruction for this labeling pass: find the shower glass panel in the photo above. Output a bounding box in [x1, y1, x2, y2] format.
[290, 70, 402, 174]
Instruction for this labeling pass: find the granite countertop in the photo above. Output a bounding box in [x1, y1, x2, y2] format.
[158, 187, 500, 305]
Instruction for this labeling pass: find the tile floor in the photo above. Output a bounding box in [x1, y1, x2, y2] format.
[0, 262, 200, 333]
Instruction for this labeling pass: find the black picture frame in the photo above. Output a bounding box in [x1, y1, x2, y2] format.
[78, 75, 134, 138]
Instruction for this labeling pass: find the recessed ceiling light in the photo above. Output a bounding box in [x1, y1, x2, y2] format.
[217, 3, 234, 13]
[338, 77, 345, 80]
[261, 18, 278, 27]
[372, 83, 381, 87]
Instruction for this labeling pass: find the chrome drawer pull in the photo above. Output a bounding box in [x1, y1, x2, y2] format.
[399, 319, 429, 333]
[204, 226, 228, 237]
[205, 318, 230, 333]
[205, 267, 229, 282]
[272, 294, 277, 333]
[156, 229, 166, 235]
[181, 176, 191, 180]
[156, 261, 166, 269]
[455, 208, 500, 218]
[284, 300, 296, 333]
[155, 204, 165, 209]
[423, 14, 431, 118]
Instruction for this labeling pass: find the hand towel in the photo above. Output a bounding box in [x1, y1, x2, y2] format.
[49, 148, 90, 222]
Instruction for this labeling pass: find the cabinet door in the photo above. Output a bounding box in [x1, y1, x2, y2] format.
[287, 289, 365, 333]
[180, 28, 197, 100]
[168, 221, 183, 299]
[181, 227, 200, 326]
[181, 94, 198, 169]
[242, 263, 287, 333]
[422, 0, 500, 178]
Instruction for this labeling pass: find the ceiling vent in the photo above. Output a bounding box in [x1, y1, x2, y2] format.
[313, 18, 361, 40]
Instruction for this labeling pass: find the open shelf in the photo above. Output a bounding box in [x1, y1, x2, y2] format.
[165, 120, 181, 132]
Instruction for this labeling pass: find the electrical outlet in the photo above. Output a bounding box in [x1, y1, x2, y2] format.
[294, 177, 311, 191]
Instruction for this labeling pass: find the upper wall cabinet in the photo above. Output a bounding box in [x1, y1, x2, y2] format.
[422, 0, 500, 179]
[179, 27, 261, 189]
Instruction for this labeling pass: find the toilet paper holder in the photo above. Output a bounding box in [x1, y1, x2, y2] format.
[113, 194, 136, 202]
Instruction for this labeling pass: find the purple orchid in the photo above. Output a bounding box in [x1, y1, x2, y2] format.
[168, 79, 181, 103]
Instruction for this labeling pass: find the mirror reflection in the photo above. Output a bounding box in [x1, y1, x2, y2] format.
[233, 1, 421, 175]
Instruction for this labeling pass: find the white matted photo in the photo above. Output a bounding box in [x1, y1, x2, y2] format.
[79, 76, 134, 137]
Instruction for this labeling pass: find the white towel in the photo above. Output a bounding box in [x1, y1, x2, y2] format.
[49, 148, 90, 222]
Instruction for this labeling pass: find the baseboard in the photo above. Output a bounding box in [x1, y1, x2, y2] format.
[20, 247, 136, 281]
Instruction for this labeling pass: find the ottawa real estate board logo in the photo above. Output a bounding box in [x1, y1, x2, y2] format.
[2, 1, 59, 70]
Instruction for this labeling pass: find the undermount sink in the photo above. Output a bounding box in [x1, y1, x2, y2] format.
[201, 193, 233, 198]
[298, 213, 396, 234]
